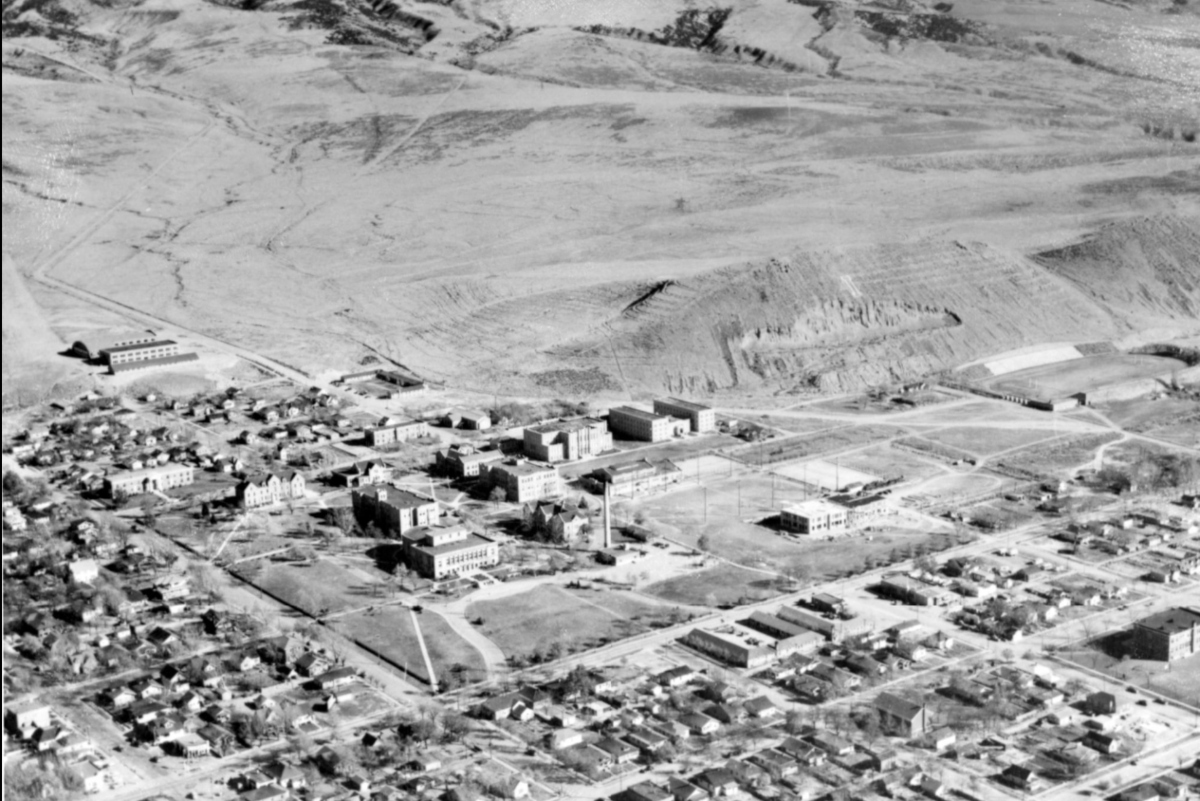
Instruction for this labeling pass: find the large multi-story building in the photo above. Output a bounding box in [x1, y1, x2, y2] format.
[1132, 607, 1200, 662]
[683, 628, 774, 669]
[523, 418, 612, 462]
[486, 458, 560, 504]
[98, 340, 199, 375]
[401, 523, 499, 580]
[588, 459, 682, 497]
[352, 485, 439, 536]
[236, 472, 306, 508]
[366, 419, 429, 448]
[652, 398, 716, 433]
[436, 444, 505, 479]
[104, 464, 195, 498]
[607, 406, 688, 443]
[780, 500, 848, 535]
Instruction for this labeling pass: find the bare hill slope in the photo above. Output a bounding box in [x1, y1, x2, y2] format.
[1032, 214, 1200, 329]
[552, 241, 1116, 395]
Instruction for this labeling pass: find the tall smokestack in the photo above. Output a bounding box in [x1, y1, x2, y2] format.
[603, 482, 612, 550]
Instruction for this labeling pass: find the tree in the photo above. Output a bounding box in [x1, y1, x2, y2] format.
[330, 507, 356, 538]
[697, 533, 712, 552]
[489, 486, 507, 507]
[914, 555, 939, 575]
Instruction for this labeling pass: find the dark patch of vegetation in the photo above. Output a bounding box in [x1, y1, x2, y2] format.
[856, 10, 987, 43]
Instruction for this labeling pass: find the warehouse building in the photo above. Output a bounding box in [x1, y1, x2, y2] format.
[652, 398, 716, 433]
[683, 628, 774, 669]
[1132, 607, 1200, 662]
[780, 500, 848, 535]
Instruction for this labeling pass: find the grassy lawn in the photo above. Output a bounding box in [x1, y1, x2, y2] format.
[1057, 632, 1200, 705]
[643, 564, 781, 607]
[334, 606, 485, 685]
[837, 444, 950, 483]
[335, 606, 431, 683]
[252, 558, 370, 616]
[466, 585, 639, 662]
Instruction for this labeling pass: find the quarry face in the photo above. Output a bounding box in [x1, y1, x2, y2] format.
[2, 0, 1199, 401]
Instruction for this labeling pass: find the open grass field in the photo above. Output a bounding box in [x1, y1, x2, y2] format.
[838, 444, 950, 483]
[986, 354, 1186, 398]
[334, 606, 435, 684]
[642, 564, 782, 607]
[1058, 633, 1200, 706]
[466, 585, 641, 661]
[997, 431, 1124, 476]
[773, 459, 878, 490]
[918, 425, 1061, 457]
[756, 425, 902, 465]
[253, 559, 372, 616]
[634, 473, 951, 579]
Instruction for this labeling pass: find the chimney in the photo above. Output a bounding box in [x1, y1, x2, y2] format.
[603, 482, 612, 550]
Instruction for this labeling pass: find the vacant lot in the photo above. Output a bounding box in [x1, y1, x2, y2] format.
[755, 425, 902, 465]
[919, 425, 1060, 457]
[1058, 632, 1200, 705]
[466, 585, 641, 662]
[335, 607, 485, 685]
[838, 444, 949, 483]
[253, 559, 372, 616]
[986, 354, 1185, 398]
[997, 432, 1123, 476]
[643, 564, 782, 607]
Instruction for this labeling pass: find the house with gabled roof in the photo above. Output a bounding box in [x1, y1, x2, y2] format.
[874, 692, 929, 737]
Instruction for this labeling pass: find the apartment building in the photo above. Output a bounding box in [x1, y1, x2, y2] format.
[236, 472, 306, 508]
[104, 464, 195, 498]
[780, 500, 848, 535]
[1132, 607, 1200, 662]
[366, 419, 429, 448]
[486, 458, 561, 504]
[652, 398, 716, 433]
[523, 418, 612, 462]
[607, 406, 688, 443]
[351, 485, 439, 536]
[401, 524, 499, 580]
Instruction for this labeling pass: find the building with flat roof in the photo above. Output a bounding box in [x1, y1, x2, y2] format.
[104, 464, 194, 498]
[589, 459, 682, 497]
[401, 524, 498, 580]
[780, 500, 848, 535]
[98, 339, 196, 372]
[607, 406, 689, 443]
[436, 444, 505, 478]
[523, 418, 612, 462]
[352, 485, 439, 536]
[486, 459, 560, 503]
[652, 398, 716, 433]
[1132, 607, 1200, 662]
[682, 628, 774, 669]
[879, 574, 953, 606]
[366, 419, 429, 448]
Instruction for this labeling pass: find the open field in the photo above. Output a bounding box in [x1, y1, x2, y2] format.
[1058, 633, 1200, 706]
[838, 444, 950, 484]
[642, 564, 783, 607]
[251, 558, 373, 616]
[918, 425, 1062, 457]
[335, 607, 486, 685]
[986, 354, 1187, 398]
[465, 585, 645, 661]
[996, 432, 1125, 477]
[773, 458, 878, 490]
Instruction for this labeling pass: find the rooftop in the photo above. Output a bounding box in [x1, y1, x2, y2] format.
[410, 530, 495, 556]
[782, 499, 846, 517]
[492, 458, 557, 477]
[98, 339, 178, 355]
[609, 405, 670, 423]
[661, 397, 712, 412]
[527, 417, 606, 435]
[1135, 607, 1200, 635]
[355, 485, 437, 508]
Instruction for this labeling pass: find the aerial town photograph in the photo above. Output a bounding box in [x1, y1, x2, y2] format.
[1, 0, 1198, 800]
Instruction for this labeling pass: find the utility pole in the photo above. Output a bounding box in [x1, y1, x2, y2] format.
[704, 487, 708, 524]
